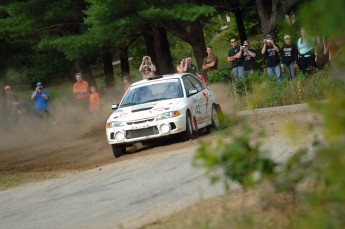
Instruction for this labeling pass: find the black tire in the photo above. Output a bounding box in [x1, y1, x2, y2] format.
[211, 104, 221, 130]
[206, 104, 222, 133]
[111, 144, 126, 158]
[180, 112, 195, 141]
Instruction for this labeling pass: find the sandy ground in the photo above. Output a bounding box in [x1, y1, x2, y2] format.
[0, 83, 316, 175]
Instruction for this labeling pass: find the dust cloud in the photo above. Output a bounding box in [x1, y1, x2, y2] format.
[0, 86, 124, 152]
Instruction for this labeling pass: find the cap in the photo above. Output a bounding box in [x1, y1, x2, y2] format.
[36, 82, 42, 87]
[266, 34, 274, 39]
[284, 35, 291, 40]
[243, 41, 249, 45]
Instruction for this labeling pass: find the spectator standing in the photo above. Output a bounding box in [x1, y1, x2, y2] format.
[242, 40, 257, 76]
[139, 56, 157, 79]
[4, 85, 19, 121]
[202, 45, 218, 80]
[227, 37, 244, 77]
[31, 82, 49, 119]
[281, 35, 299, 80]
[297, 28, 317, 75]
[176, 58, 185, 73]
[143, 67, 154, 79]
[262, 34, 282, 81]
[183, 55, 197, 75]
[123, 77, 131, 93]
[89, 85, 100, 117]
[73, 73, 90, 111]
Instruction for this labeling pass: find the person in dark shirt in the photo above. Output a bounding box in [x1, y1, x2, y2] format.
[183, 55, 197, 75]
[227, 37, 244, 77]
[242, 40, 257, 76]
[261, 34, 282, 81]
[281, 35, 298, 80]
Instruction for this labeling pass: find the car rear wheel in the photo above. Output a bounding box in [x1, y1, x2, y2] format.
[180, 112, 195, 141]
[211, 104, 222, 129]
[206, 104, 222, 133]
[111, 144, 126, 158]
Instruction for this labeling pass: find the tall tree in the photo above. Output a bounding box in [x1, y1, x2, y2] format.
[140, 3, 215, 73]
[255, 0, 302, 35]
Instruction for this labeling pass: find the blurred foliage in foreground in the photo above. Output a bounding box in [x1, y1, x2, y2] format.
[194, 0, 345, 228]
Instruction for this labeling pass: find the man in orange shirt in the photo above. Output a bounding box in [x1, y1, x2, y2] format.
[73, 73, 90, 111]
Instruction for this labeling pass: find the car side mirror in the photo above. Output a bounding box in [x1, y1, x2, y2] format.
[187, 89, 198, 96]
[111, 104, 119, 110]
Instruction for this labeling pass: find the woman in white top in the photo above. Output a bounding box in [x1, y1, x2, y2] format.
[297, 28, 317, 75]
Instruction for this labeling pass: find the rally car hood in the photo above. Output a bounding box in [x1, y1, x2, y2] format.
[108, 98, 183, 122]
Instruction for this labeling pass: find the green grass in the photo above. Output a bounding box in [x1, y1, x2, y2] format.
[143, 190, 297, 229]
[0, 172, 60, 190]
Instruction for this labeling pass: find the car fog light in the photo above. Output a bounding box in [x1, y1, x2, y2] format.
[159, 123, 170, 134]
[115, 131, 125, 141]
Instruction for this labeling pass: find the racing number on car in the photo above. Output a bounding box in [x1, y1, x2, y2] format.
[196, 105, 201, 114]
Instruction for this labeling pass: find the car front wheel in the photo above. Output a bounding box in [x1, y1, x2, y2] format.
[180, 112, 195, 141]
[111, 144, 126, 158]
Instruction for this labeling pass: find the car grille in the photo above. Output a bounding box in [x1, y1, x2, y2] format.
[126, 118, 154, 125]
[126, 126, 159, 139]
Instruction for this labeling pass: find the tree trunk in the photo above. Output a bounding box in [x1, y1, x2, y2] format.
[119, 44, 130, 78]
[163, 19, 207, 74]
[103, 52, 115, 89]
[255, 0, 301, 36]
[142, 31, 158, 72]
[78, 59, 96, 86]
[189, 20, 207, 74]
[233, 7, 247, 44]
[151, 23, 174, 75]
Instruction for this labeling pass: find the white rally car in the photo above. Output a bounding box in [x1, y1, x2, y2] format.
[106, 73, 222, 157]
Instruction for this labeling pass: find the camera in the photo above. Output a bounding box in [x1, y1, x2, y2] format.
[38, 86, 42, 90]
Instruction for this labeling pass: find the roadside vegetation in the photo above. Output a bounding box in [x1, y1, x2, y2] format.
[144, 0, 345, 228]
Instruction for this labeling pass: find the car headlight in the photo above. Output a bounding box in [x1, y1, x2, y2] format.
[156, 111, 181, 121]
[106, 121, 125, 128]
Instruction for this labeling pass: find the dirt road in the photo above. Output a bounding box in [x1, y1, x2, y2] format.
[0, 83, 314, 174]
[0, 83, 317, 229]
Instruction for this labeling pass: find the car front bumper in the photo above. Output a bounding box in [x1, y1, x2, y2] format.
[106, 115, 187, 145]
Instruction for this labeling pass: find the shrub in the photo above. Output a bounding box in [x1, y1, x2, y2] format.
[208, 69, 232, 83]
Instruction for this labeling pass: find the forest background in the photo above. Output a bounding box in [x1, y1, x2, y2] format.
[0, 0, 308, 98]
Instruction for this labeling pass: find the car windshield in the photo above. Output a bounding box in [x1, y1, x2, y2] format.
[120, 79, 183, 107]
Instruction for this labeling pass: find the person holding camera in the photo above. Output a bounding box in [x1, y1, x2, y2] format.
[242, 40, 257, 76]
[183, 55, 197, 75]
[31, 82, 49, 119]
[262, 34, 282, 81]
[139, 56, 156, 79]
[227, 37, 244, 77]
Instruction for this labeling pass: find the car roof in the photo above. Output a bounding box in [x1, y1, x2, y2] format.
[131, 73, 187, 87]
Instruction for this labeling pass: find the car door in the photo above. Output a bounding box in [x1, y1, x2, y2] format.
[187, 75, 209, 124]
[182, 75, 207, 128]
